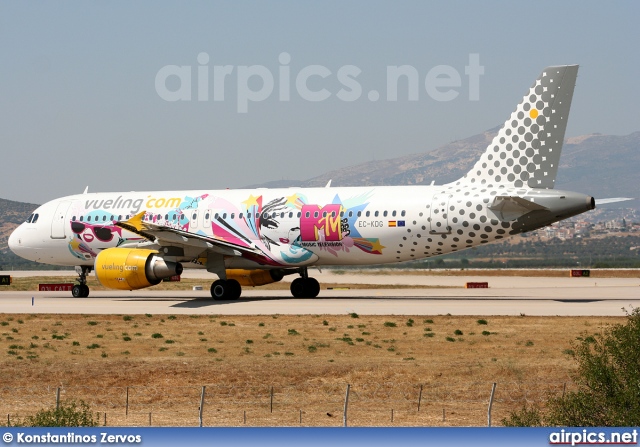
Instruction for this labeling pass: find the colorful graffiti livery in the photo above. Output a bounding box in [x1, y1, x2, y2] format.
[300, 204, 344, 242]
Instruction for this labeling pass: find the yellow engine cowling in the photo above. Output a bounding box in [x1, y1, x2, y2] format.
[95, 248, 183, 291]
[226, 269, 284, 287]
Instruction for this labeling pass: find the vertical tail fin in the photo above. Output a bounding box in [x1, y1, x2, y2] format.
[456, 65, 578, 189]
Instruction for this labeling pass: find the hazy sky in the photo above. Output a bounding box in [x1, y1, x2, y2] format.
[1, 1, 638, 204]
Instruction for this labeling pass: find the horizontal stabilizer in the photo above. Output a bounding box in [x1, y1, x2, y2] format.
[594, 197, 634, 205]
[488, 196, 549, 222]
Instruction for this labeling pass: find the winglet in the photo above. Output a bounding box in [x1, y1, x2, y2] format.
[126, 211, 146, 231]
[116, 211, 147, 232]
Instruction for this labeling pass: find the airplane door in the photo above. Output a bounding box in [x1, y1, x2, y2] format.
[190, 210, 199, 229]
[430, 194, 451, 234]
[51, 201, 71, 239]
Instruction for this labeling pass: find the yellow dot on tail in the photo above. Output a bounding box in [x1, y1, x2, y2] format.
[530, 109, 539, 119]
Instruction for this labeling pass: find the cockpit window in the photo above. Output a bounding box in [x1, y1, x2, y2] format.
[25, 213, 40, 224]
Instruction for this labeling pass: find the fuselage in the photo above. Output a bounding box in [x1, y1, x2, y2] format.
[8, 184, 594, 270]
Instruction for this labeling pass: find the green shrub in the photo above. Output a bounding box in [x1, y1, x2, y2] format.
[384, 322, 397, 328]
[14, 400, 97, 427]
[477, 319, 488, 325]
[501, 405, 543, 427]
[151, 333, 163, 339]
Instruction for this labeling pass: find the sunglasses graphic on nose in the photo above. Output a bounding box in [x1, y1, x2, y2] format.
[71, 221, 115, 242]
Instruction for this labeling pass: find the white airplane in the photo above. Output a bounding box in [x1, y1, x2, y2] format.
[8, 65, 622, 299]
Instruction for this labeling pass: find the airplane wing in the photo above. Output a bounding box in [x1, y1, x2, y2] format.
[594, 197, 634, 205]
[115, 211, 265, 259]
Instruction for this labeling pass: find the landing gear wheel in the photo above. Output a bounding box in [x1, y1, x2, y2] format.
[226, 279, 242, 300]
[210, 279, 242, 300]
[306, 277, 320, 298]
[290, 277, 320, 298]
[290, 278, 306, 298]
[72, 284, 89, 298]
[211, 280, 227, 300]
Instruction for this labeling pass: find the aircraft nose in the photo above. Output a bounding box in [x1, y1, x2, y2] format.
[8, 226, 25, 256]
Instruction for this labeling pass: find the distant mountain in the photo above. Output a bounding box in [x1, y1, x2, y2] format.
[0, 198, 41, 270]
[246, 130, 640, 209]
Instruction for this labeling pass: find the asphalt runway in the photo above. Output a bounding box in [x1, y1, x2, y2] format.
[1, 271, 638, 316]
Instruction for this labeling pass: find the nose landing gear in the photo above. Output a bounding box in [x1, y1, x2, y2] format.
[72, 266, 91, 298]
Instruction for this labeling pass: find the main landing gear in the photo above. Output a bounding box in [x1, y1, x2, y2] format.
[208, 267, 321, 300]
[210, 279, 242, 300]
[72, 266, 91, 298]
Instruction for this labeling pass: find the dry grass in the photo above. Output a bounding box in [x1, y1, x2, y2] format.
[339, 268, 640, 278]
[0, 312, 622, 426]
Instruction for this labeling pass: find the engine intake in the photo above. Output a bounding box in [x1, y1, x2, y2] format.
[95, 248, 183, 290]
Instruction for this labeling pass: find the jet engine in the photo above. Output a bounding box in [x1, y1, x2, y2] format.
[226, 269, 284, 287]
[95, 248, 183, 290]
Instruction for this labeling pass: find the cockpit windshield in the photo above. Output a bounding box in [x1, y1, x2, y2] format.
[25, 213, 39, 224]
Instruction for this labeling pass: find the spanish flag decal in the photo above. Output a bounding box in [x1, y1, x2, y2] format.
[388, 221, 396, 227]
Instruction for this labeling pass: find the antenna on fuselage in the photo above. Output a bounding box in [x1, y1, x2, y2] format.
[82, 186, 89, 194]
[325, 180, 332, 188]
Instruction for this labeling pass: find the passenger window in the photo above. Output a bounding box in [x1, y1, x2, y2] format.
[357, 211, 361, 217]
[288, 212, 293, 218]
[230, 213, 235, 219]
[223, 213, 227, 219]
[87, 216, 92, 222]
[103, 216, 107, 222]
[374, 211, 379, 217]
[366, 211, 370, 217]
[247, 212, 251, 218]
[118, 215, 122, 221]
[238, 213, 243, 219]
[305, 212, 310, 218]
[280, 212, 285, 218]
[314, 212, 319, 218]
[401, 210, 406, 217]
[392, 210, 397, 217]
[297, 212, 301, 218]
[72, 216, 76, 222]
[348, 211, 353, 218]
[80, 216, 84, 221]
[331, 211, 336, 217]
[322, 212, 327, 217]
[256, 212, 261, 218]
[383, 211, 388, 217]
